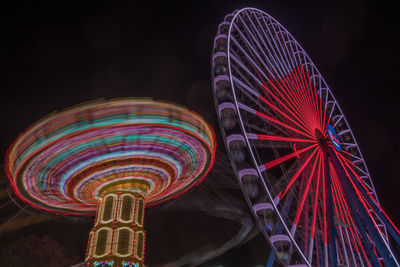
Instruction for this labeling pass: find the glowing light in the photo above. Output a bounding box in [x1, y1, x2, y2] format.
[5, 99, 216, 215]
[5, 98, 216, 267]
[327, 124, 341, 151]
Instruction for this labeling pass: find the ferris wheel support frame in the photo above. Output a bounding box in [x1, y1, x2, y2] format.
[323, 150, 338, 267]
[326, 143, 400, 266]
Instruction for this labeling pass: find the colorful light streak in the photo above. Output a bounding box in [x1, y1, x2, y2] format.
[5, 98, 216, 215]
[5, 98, 216, 267]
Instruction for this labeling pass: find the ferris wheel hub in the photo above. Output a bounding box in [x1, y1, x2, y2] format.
[314, 128, 325, 149]
[327, 124, 341, 151]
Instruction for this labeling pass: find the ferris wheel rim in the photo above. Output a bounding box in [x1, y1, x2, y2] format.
[226, 7, 310, 265]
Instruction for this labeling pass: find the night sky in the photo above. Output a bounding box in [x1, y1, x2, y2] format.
[1, 1, 400, 265]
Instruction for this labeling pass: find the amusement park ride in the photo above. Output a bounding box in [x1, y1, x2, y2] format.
[3, 6, 400, 267]
[212, 7, 400, 267]
[5, 99, 216, 267]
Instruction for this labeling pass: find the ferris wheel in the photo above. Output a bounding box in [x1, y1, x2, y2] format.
[212, 7, 400, 266]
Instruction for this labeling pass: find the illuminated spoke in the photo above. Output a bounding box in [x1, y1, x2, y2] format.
[307, 154, 322, 264]
[292, 150, 321, 231]
[262, 79, 314, 135]
[232, 72, 314, 136]
[336, 151, 400, 243]
[260, 144, 317, 172]
[237, 102, 314, 139]
[331, 168, 372, 265]
[247, 133, 315, 143]
[278, 147, 318, 198]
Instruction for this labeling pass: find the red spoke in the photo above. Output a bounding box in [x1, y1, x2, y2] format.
[335, 190, 366, 264]
[262, 143, 318, 171]
[311, 152, 323, 239]
[373, 248, 384, 267]
[321, 99, 328, 134]
[262, 79, 313, 133]
[289, 66, 317, 130]
[252, 133, 315, 143]
[259, 94, 314, 137]
[322, 103, 328, 135]
[322, 152, 327, 243]
[330, 168, 346, 224]
[295, 65, 319, 130]
[336, 152, 400, 236]
[329, 171, 341, 223]
[262, 65, 312, 129]
[304, 66, 323, 131]
[294, 150, 321, 225]
[279, 147, 319, 198]
[337, 148, 361, 160]
[330, 163, 370, 265]
[286, 66, 310, 112]
[336, 152, 378, 202]
[330, 161, 372, 266]
[249, 57, 313, 135]
[316, 204, 324, 267]
[256, 109, 314, 139]
[280, 74, 314, 130]
[330, 175, 360, 264]
[237, 102, 313, 139]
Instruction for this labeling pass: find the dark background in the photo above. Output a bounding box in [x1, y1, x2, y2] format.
[1, 0, 399, 265]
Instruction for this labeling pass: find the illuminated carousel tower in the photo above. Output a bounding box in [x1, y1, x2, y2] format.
[5, 99, 216, 267]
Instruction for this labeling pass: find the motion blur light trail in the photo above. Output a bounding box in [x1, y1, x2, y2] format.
[154, 151, 260, 267]
[5, 98, 216, 267]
